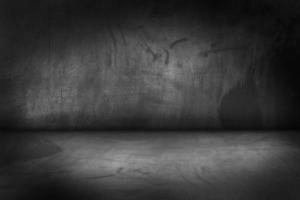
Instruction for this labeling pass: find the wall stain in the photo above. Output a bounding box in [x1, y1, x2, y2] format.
[198, 45, 249, 57]
[170, 38, 188, 49]
[145, 46, 161, 62]
[218, 69, 262, 128]
[164, 48, 169, 65]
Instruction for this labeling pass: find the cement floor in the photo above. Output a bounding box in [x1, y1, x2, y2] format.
[0, 132, 299, 200]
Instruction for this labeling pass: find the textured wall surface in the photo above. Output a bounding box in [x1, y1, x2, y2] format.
[20, 17, 266, 128]
[0, 0, 299, 129]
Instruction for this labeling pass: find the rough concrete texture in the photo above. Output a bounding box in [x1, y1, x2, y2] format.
[22, 19, 265, 128]
[0, 0, 299, 129]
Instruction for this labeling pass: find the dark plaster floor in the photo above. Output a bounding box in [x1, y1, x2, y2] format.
[0, 132, 299, 200]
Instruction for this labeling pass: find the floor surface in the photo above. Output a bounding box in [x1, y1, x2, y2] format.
[0, 132, 299, 200]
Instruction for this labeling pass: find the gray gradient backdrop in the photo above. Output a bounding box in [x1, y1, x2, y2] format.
[0, 0, 299, 129]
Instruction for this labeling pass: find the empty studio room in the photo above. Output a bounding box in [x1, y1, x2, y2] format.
[0, 0, 300, 199]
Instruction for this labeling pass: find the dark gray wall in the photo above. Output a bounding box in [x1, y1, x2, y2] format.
[0, 0, 299, 129]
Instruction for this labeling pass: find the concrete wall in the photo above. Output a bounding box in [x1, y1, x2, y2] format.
[0, 0, 299, 129]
